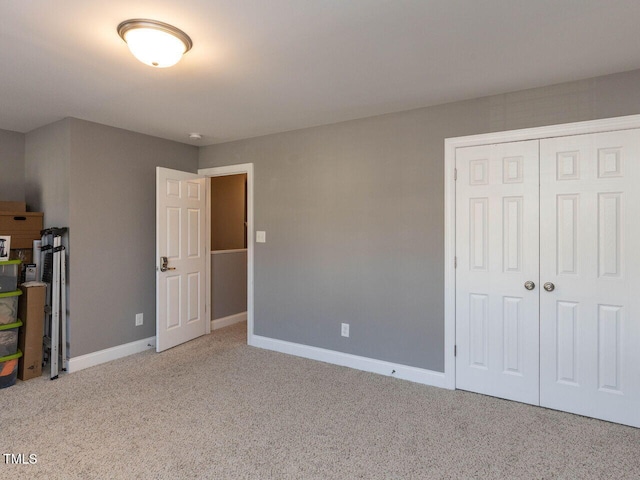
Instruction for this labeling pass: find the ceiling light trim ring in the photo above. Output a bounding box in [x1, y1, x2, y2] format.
[117, 19, 193, 54]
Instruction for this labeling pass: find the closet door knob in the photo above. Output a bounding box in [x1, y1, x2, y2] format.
[543, 282, 555, 292]
[524, 281, 535, 290]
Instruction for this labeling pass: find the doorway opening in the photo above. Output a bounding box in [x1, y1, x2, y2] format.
[199, 164, 254, 345]
[209, 173, 247, 331]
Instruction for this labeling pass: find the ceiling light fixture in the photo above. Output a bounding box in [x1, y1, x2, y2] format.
[117, 19, 193, 68]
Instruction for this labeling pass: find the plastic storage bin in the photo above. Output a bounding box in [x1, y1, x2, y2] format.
[0, 260, 20, 293]
[0, 349, 22, 388]
[0, 290, 22, 325]
[0, 319, 22, 357]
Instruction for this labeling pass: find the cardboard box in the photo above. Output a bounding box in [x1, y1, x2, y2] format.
[17, 283, 45, 381]
[0, 212, 44, 249]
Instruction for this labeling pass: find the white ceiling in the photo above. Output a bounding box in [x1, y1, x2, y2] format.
[1, 0, 639, 145]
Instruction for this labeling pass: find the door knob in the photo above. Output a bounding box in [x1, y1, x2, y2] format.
[160, 256, 176, 272]
[524, 281, 535, 290]
[543, 282, 555, 292]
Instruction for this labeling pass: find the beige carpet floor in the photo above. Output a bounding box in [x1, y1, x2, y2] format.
[1, 322, 639, 479]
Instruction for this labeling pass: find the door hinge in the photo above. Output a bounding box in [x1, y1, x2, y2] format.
[454, 345, 457, 357]
[454, 168, 457, 181]
[454, 256, 457, 268]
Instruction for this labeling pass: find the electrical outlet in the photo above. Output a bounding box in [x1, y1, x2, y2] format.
[341, 323, 349, 337]
[135, 313, 143, 326]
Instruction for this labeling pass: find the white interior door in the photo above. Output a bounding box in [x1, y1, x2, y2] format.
[540, 129, 640, 427]
[455, 140, 540, 405]
[156, 167, 207, 352]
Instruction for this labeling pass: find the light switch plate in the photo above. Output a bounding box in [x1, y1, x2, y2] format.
[341, 323, 349, 337]
[256, 231, 266, 243]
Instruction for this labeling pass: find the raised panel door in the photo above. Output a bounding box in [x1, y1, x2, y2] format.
[156, 167, 207, 352]
[455, 140, 540, 404]
[539, 130, 640, 427]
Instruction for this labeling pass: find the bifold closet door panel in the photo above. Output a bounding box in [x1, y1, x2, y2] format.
[539, 129, 640, 428]
[455, 140, 540, 405]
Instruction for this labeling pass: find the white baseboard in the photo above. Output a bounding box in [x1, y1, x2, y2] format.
[66, 322, 446, 390]
[250, 335, 449, 389]
[67, 336, 156, 373]
[211, 311, 247, 330]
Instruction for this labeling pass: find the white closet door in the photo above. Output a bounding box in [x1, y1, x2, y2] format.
[456, 140, 540, 405]
[540, 129, 640, 427]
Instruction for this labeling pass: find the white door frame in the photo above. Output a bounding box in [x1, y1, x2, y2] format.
[198, 163, 254, 345]
[443, 114, 640, 390]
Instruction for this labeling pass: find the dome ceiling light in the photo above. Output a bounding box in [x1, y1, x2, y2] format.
[117, 19, 193, 68]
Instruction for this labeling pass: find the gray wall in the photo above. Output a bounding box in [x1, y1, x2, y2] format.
[25, 120, 72, 354]
[68, 119, 198, 356]
[199, 68, 640, 373]
[25, 119, 71, 227]
[0, 129, 26, 203]
[212, 251, 247, 320]
[25, 118, 198, 358]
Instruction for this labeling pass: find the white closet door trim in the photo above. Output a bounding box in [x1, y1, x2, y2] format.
[444, 114, 640, 391]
